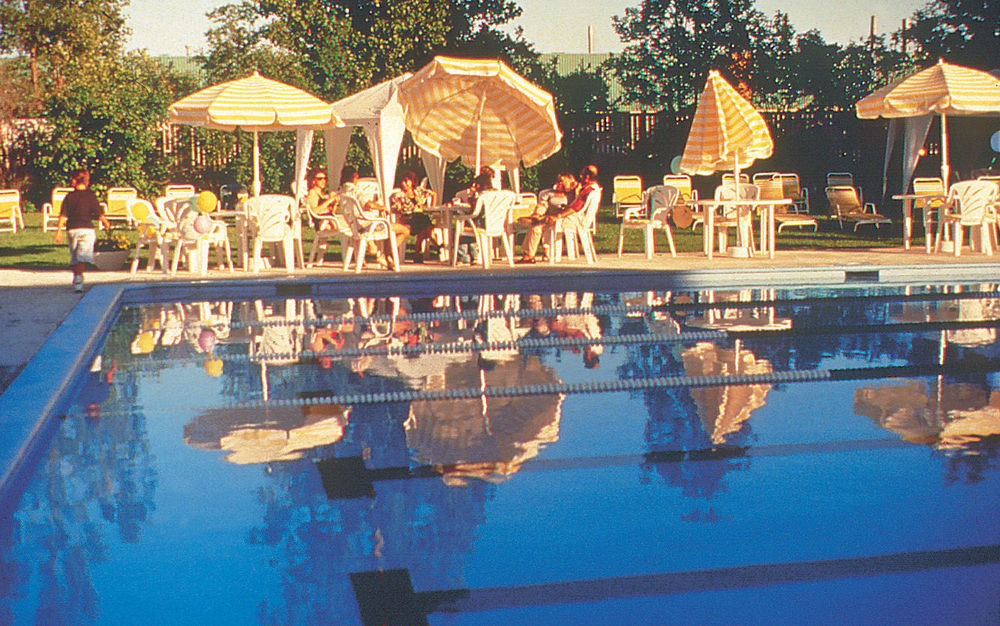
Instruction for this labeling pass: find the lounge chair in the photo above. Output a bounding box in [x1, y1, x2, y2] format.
[825, 185, 891, 231]
[103, 187, 138, 228]
[755, 176, 817, 233]
[612, 175, 644, 217]
[42, 187, 72, 232]
[0, 190, 21, 233]
[663, 174, 702, 229]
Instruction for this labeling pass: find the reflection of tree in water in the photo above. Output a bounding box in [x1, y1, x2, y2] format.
[622, 341, 750, 521]
[245, 397, 494, 624]
[1, 346, 157, 622]
[941, 435, 1000, 485]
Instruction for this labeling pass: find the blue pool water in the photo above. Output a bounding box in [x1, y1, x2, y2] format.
[3, 281, 1000, 623]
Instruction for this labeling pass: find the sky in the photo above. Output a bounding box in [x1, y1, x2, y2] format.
[126, 0, 928, 57]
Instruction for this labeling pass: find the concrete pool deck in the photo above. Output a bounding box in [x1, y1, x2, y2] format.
[3, 246, 1000, 394]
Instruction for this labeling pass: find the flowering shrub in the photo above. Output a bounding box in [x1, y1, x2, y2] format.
[94, 230, 131, 252]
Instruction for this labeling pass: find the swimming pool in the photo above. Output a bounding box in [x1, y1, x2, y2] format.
[2, 276, 1000, 623]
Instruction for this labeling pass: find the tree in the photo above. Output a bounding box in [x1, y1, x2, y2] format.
[0, 0, 128, 96]
[201, 0, 538, 102]
[611, 0, 769, 112]
[905, 0, 1000, 69]
[29, 53, 177, 199]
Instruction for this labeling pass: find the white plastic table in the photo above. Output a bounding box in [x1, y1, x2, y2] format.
[695, 198, 792, 259]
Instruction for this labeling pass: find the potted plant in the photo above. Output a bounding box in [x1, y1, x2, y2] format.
[92, 229, 131, 271]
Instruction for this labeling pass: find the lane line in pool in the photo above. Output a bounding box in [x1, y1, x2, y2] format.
[405, 543, 1000, 616]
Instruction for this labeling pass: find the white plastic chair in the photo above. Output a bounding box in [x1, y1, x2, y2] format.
[42, 187, 72, 232]
[340, 194, 399, 273]
[127, 199, 175, 273]
[169, 198, 233, 275]
[713, 182, 759, 254]
[549, 185, 603, 264]
[246, 195, 298, 273]
[617, 185, 680, 259]
[305, 196, 352, 268]
[452, 189, 517, 269]
[939, 180, 999, 256]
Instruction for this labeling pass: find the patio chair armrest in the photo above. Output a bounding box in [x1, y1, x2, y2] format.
[621, 206, 645, 220]
[864, 202, 877, 214]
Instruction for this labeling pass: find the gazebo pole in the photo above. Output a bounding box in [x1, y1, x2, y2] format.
[940, 113, 950, 188]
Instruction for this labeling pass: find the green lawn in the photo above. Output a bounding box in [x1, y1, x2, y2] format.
[0, 207, 903, 271]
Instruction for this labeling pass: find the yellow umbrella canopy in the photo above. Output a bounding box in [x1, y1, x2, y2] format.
[397, 56, 562, 172]
[856, 60, 1000, 184]
[168, 71, 343, 195]
[680, 70, 773, 180]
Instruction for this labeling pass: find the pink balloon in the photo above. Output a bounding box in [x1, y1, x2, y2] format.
[197, 328, 217, 352]
[193, 214, 213, 234]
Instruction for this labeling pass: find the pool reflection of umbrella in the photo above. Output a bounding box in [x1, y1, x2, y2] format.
[403, 354, 562, 482]
[855, 382, 1000, 449]
[681, 341, 772, 445]
[184, 403, 348, 464]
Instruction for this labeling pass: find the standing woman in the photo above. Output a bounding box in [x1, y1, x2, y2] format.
[389, 170, 437, 262]
[54, 169, 110, 292]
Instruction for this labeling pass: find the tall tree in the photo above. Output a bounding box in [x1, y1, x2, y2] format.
[0, 0, 128, 96]
[904, 0, 1000, 69]
[611, 0, 769, 112]
[201, 0, 537, 102]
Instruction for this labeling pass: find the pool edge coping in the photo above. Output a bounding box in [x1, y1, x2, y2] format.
[3, 260, 1000, 504]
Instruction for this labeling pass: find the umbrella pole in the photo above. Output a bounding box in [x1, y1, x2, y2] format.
[253, 129, 261, 197]
[940, 113, 950, 188]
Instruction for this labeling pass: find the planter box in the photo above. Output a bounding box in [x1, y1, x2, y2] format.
[92, 250, 130, 271]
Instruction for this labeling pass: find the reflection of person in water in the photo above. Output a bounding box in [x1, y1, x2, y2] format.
[311, 325, 347, 369]
[77, 357, 117, 418]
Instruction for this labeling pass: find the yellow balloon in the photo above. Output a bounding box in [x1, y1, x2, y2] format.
[197, 190, 218, 212]
[204, 357, 223, 377]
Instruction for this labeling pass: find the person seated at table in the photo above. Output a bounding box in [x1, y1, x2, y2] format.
[390, 169, 438, 262]
[341, 165, 410, 269]
[527, 171, 579, 225]
[517, 165, 599, 263]
[304, 168, 338, 226]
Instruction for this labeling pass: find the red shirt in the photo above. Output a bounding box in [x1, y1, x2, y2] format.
[565, 180, 599, 215]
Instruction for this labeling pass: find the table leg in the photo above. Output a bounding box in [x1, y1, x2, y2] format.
[706, 204, 713, 259]
[769, 204, 775, 259]
[903, 199, 912, 250]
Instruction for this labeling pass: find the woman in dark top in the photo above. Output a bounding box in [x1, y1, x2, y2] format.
[54, 168, 110, 292]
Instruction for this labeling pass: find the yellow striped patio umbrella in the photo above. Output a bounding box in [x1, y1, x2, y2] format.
[169, 71, 343, 195]
[680, 70, 773, 182]
[397, 56, 562, 173]
[856, 60, 1000, 185]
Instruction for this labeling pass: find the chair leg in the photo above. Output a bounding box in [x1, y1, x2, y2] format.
[954, 223, 963, 257]
[617, 224, 626, 257]
[477, 231, 490, 269]
[130, 244, 143, 275]
[644, 224, 653, 260]
[452, 222, 464, 267]
[308, 238, 323, 267]
[501, 232, 515, 266]
[342, 241, 356, 271]
[663, 225, 677, 258]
